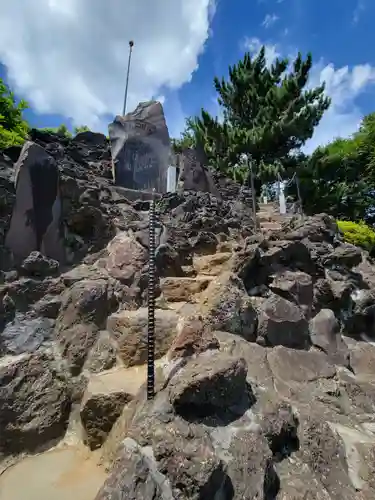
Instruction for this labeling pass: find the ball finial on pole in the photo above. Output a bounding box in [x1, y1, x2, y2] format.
[122, 40, 134, 116]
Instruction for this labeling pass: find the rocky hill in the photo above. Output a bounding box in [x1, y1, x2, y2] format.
[1, 131, 375, 499]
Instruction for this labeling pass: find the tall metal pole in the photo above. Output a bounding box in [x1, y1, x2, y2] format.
[147, 188, 156, 400]
[122, 40, 134, 116]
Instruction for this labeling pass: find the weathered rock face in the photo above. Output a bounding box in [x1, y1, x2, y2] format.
[5, 141, 65, 263]
[109, 100, 171, 193]
[0, 351, 71, 455]
[3, 129, 375, 498]
[176, 147, 220, 196]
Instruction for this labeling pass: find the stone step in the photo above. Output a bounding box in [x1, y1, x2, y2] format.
[165, 301, 198, 316]
[260, 221, 282, 231]
[106, 308, 179, 367]
[193, 252, 232, 276]
[85, 364, 156, 399]
[160, 276, 213, 302]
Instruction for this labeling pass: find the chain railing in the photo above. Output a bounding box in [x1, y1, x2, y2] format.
[147, 189, 156, 400]
[276, 172, 304, 218]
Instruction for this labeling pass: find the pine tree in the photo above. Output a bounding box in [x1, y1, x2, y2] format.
[188, 47, 331, 183]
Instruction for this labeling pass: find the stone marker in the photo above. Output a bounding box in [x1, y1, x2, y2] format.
[176, 146, 220, 196]
[5, 141, 65, 263]
[108, 100, 170, 193]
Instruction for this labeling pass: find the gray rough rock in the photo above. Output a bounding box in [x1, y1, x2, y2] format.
[309, 308, 349, 366]
[108, 100, 171, 193]
[0, 314, 54, 355]
[168, 351, 248, 415]
[176, 147, 220, 197]
[20, 250, 59, 277]
[257, 294, 309, 348]
[5, 141, 65, 263]
[81, 390, 132, 450]
[0, 351, 71, 455]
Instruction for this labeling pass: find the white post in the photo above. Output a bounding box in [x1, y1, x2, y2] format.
[167, 165, 177, 192]
[279, 180, 286, 215]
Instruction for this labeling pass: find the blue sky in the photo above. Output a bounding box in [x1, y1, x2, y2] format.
[1, 0, 374, 153]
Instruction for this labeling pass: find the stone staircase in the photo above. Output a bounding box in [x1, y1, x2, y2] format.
[0, 205, 294, 499]
[257, 202, 292, 233]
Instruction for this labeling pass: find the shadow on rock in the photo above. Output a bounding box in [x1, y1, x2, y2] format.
[175, 382, 256, 427]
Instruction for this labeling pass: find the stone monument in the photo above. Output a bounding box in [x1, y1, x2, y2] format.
[176, 147, 220, 197]
[108, 100, 171, 193]
[5, 141, 65, 262]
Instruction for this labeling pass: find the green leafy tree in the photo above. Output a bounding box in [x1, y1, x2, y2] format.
[187, 47, 331, 184]
[170, 118, 196, 154]
[39, 123, 72, 138]
[289, 113, 375, 221]
[0, 77, 29, 149]
[74, 125, 90, 134]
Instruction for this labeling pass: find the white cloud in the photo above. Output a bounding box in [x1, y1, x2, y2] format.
[262, 13, 279, 29]
[0, 0, 215, 132]
[241, 37, 375, 153]
[353, 0, 365, 24]
[303, 61, 375, 152]
[242, 37, 281, 67]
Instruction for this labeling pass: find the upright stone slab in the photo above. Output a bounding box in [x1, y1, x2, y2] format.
[108, 100, 170, 193]
[176, 147, 220, 197]
[5, 141, 65, 262]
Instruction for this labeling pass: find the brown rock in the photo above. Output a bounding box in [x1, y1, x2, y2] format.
[216, 330, 274, 390]
[200, 271, 257, 341]
[225, 430, 276, 498]
[159, 276, 211, 302]
[0, 351, 71, 455]
[297, 419, 357, 498]
[276, 457, 333, 499]
[258, 401, 299, 459]
[176, 146, 220, 196]
[309, 308, 349, 367]
[193, 252, 231, 276]
[269, 270, 313, 316]
[98, 231, 148, 285]
[267, 346, 336, 384]
[356, 443, 375, 493]
[168, 351, 247, 414]
[323, 243, 363, 268]
[350, 343, 375, 378]
[166, 316, 219, 361]
[96, 430, 225, 500]
[107, 308, 179, 367]
[257, 294, 309, 348]
[56, 278, 116, 331]
[57, 323, 99, 376]
[80, 373, 133, 450]
[85, 330, 118, 374]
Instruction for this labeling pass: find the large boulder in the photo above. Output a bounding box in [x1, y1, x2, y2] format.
[256, 294, 309, 348]
[199, 271, 258, 340]
[309, 308, 349, 366]
[5, 141, 65, 262]
[168, 351, 248, 416]
[0, 351, 71, 455]
[107, 308, 179, 367]
[176, 147, 220, 196]
[108, 100, 170, 193]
